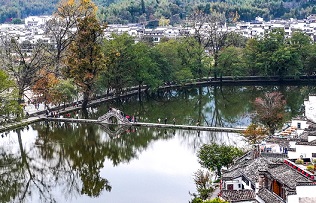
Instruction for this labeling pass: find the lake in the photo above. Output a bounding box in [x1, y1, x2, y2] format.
[1, 84, 315, 202]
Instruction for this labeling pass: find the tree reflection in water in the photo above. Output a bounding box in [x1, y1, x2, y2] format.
[0, 121, 176, 203]
[0, 84, 315, 202]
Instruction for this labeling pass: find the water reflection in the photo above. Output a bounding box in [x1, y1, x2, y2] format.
[0, 121, 247, 203]
[85, 85, 315, 128]
[1, 84, 315, 202]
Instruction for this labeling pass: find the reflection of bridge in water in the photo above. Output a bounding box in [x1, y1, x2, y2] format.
[44, 109, 247, 134]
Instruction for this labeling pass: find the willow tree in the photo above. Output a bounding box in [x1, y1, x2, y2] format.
[64, 13, 106, 109]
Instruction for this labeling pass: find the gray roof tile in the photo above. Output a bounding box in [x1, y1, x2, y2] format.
[221, 189, 256, 202]
[257, 188, 285, 203]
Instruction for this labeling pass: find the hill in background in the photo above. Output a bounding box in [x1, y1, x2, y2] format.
[1, 0, 316, 25]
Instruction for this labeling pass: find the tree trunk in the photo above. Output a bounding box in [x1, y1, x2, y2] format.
[138, 82, 142, 102]
[82, 91, 90, 109]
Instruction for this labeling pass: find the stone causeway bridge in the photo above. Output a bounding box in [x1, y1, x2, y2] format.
[0, 108, 247, 134]
[43, 109, 247, 133]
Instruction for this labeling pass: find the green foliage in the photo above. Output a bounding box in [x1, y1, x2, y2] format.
[241, 30, 312, 78]
[53, 79, 77, 106]
[193, 169, 214, 200]
[207, 198, 228, 203]
[190, 197, 228, 203]
[0, 66, 21, 119]
[306, 164, 314, 172]
[197, 143, 244, 177]
[217, 46, 245, 77]
[102, 33, 135, 92]
[295, 159, 304, 165]
[0, 0, 315, 25]
[128, 42, 162, 90]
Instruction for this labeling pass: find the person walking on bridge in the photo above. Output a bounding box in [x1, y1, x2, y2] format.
[164, 117, 167, 124]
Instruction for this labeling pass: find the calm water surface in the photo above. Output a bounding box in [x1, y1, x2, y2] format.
[1, 123, 245, 203]
[1, 84, 316, 202]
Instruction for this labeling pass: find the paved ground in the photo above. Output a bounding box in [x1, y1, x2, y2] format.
[209, 184, 221, 199]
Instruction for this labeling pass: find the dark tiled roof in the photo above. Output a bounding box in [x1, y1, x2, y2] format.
[267, 139, 290, 148]
[257, 188, 285, 203]
[299, 197, 316, 203]
[222, 155, 281, 184]
[296, 139, 316, 146]
[221, 189, 255, 202]
[241, 157, 272, 183]
[264, 164, 312, 189]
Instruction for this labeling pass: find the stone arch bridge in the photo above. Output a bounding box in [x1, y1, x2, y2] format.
[98, 108, 131, 124]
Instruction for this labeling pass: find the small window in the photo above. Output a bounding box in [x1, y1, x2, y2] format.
[227, 184, 233, 190]
[297, 123, 301, 129]
[312, 153, 316, 157]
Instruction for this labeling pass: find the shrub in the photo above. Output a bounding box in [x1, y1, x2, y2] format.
[295, 159, 304, 164]
[307, 164, 314, 172]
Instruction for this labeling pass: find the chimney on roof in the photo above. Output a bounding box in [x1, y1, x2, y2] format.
[253, 144, 261, 159]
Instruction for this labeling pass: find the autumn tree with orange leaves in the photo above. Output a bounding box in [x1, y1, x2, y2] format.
[252, 92, 287, 135]
[243, 123, 267, 144]
[46, 0, 98, 75]
[64, 12, 106, 109]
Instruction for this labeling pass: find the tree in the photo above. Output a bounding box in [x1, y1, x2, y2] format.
[189, 10, 227, 78]
[46, 0, 98, 75]
[0, 69, 21, 118]
[52, 79, 77, 108]
[243, 123, 267, 144]
[253, 92, 287, 135]
[102, 33, 134, 94]
[217, 46, 245, 77]
[192, 169, 215, 200]
[197, 143, 244, 178]
[154, 39, 186, 83]
[304, 43, 316, 76]
[64, 14, 106, 109]
[128, 42, 162, 94]
[0, 37, 49, 105]
[31, 70, 59, 108]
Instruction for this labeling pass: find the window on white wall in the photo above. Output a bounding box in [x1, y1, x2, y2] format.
[312, 153, 316, 157]
[297, 123, 301, 129]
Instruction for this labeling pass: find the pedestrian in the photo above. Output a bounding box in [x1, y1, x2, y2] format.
[158, 118, 161, 123]
[173, 118, 176, 125]
[164, 117, 167, 124]
[76, 113, 79, 119]
[196, 120, 200, 126]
